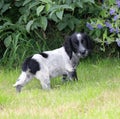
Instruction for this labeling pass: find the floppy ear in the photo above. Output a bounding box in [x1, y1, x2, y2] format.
[63, 36, 72, 59]
[83, 33, 94, 51]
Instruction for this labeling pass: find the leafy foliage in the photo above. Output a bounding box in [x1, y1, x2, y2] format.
[0, 0, 100, 67]
[86, 0, 120, 55]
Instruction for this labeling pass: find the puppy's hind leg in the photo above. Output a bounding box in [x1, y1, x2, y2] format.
[35, 71, 50, 90]
[41, 78, 50, 90]
[13, 71, 33, 92]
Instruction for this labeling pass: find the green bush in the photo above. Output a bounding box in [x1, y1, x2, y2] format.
[0, 0, 101, 67]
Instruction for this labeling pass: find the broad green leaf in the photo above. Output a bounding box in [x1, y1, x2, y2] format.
[29, 1, 40, 9]
[49, 14, 59, 23]
[57, 22, 67, 31]
[36, 5, 44, 16]
[66, 0, 72, 4]
[26, 20, 34, 33]
[31, 21, 40, 30]
[56, 10, 64, 20]
[40, 16, 47, 31]
[49, 10, 56, 19]
[76, 2, 83, 8]
[4, 35, 12, 47]
[49, 5, 59, 12]
[60, 4, 74, 10]
[49, 4, 73, 13]
[109, 0, 116, 5]
[83, 0, 95, 3]
[68, 20, 74, 30]
[0, 0, 4, 9]
[1, 4, 10, 14]
[39, 0, 52, 4]
[23, 0, 31, 6]
[45, 3, 51, 12]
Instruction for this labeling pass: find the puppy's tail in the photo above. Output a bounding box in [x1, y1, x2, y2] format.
[13, 56, 32, 88]
[13, 71, 28, 92]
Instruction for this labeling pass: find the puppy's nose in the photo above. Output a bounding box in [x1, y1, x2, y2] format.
[80, 50, 86, 55]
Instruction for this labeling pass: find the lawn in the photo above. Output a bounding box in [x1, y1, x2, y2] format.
[0, 58, 120, 119]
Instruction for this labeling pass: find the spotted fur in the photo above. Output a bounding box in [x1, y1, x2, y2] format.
[13, 32, 93, 92]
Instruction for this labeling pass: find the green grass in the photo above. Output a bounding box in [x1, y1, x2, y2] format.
[0, 58, 120, 119]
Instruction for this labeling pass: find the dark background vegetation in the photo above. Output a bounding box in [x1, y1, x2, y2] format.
[0, 0, 119, 68]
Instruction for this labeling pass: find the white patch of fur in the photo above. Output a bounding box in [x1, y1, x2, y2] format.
[76, 33, 81, 40]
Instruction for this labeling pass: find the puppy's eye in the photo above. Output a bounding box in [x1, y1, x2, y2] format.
[74, 40, 79, 45]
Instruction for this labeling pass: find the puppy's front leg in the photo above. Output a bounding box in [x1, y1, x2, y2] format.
[62, 74, 68, 82]
[35, 72, 50, 90]
[68, 69, 78, 81]
[72, 69, 78, 81]
[40, 78, 51, 90]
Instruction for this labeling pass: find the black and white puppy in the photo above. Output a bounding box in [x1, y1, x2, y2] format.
[13, 32, 93, 92]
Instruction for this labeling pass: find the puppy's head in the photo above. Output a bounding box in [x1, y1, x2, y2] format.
[64, 32, 93, 59]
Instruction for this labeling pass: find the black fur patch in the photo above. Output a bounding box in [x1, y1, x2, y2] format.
[63, 33, 79, 59]
[40, 52, 48, 58]
[70, 34, 79, 53]
[22, 56, 40, 75]
[22, 56, 32, 72]
[81, 33, 93, 51]
[71, 70, 78, 81]
[28, 59, 40, 74]
[63, 36, 73, 59]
